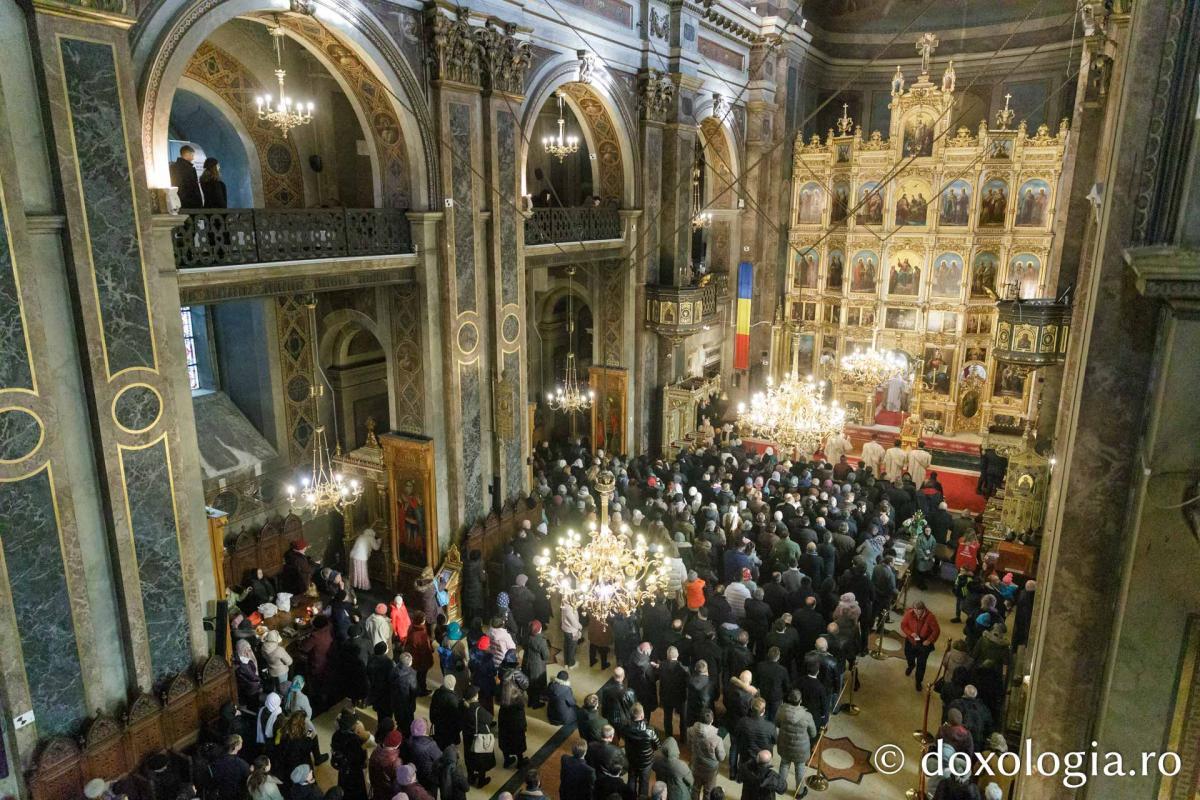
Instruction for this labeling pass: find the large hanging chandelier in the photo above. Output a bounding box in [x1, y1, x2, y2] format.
[546, 266, 594, 413]
[535, 471, 670, 619]
[286, 297, 363, 514]
[691, 160, 712, 229]
[542, 92, 580, 163]
[256, 21, 314, 139]
[736, 372, 846, 453]
[839, 347, 908, 390]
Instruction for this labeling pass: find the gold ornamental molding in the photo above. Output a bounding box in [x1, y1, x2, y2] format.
[1126, 246, 1200, 309]
[31, 0, 134, 28]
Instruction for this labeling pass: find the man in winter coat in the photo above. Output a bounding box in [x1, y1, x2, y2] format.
[627, 643, 659, 715]
[732, 697, 776, 783]
[560, 742, 596, 800]
[523, 621, 550, 707]
[430, 674, 463, 749]
[752, 647, 791, 721]
[599, 667, 636, 734]
[773, 690, 817, 791]
[623, 704, 661, 799]
[685, 710, 725, 800]
[737, 750, 789, 800]
[685, 660, 716, 731]
[651, 738, 693, 800]
[901, 600, 941, 691]
[658, 646, 689, 739]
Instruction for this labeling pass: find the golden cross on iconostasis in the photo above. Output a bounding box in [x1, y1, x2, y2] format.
[916, 32, 939, 74]
[837, 102, 854, 136]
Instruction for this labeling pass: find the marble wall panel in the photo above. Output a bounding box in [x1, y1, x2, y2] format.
[498, 111, 519, 308]
[450, 103, 477, 314]
[60, 39, 153, 375]
[644, 127, 663, 285]
[120, 440, 191, 678]
[459, 362, 483, 523]
[0, 208, 31, 389]
[0, 471, 86, 735]
[502, 349, 524, 497]
[390, 284, 425, 433]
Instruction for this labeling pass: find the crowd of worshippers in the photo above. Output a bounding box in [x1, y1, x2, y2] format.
[81, 438, 1035, 800]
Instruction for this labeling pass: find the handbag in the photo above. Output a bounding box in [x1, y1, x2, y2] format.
[471, 707, 495, 754]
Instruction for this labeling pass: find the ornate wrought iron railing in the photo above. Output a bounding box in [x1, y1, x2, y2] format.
[524, 207, 622, 246]
[699, 272, 730, 316]
[172, 207, 413, 269]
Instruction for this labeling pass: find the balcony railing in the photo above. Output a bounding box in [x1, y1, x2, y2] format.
[172, 208, 413, 269]
[699, 272, 730, 316]
[524, 207, 622, 246]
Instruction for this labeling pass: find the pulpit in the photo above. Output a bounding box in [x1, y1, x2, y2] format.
[380, 432, 439, 592]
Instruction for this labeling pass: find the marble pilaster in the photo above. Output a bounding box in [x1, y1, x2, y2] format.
[29, 8, 206, 689]
[1018, 3, 1190, 797]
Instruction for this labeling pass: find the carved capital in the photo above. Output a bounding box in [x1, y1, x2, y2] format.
[475, 20, 532, 96]
[639, 69, 675, 123]
[427, 6, 481, 87]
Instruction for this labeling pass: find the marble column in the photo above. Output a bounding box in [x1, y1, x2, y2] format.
[478, 25, 531, 501]
[0, 56, 107, 755]
[26, 2, 208, 692]
[1018, 3, 1193, 797]
[632, 70, 671, 454]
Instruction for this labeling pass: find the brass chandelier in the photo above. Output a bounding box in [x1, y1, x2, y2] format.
[256, 21, 314, 139]
[542, 92, 580, 163]
[535, 471, 670, 619]
[736, 372, 846, 453]
[546, 266, 593, 413]
[286, 297, 363, 514]
[839, 347, 908, 390]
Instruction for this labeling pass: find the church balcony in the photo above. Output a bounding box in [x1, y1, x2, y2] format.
[171, 207, 413, 270]
[700, 272, 730, 316]
[524, 207, 623, 246]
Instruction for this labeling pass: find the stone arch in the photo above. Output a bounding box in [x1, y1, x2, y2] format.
[522, 57, 638, 208]
[317, 308, 383, 368]
[179, 44, 305, 208]
[135, 0, 436, 207]
[698, 114, 740, 209]
[174, 79, 267, 206]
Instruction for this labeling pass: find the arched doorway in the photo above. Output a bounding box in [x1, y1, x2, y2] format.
[536, 286, 593, 441]
[169, 87, 260, 207]
[320, 317, 390, 452]
[527, 91, 594, 207]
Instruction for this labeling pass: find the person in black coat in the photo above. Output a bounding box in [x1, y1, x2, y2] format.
[210, 735, 251, 800]
[797, 656, 830, 729]
[460, 688, 496, 787]
[586, 725, 627, 776]
[389, 653, 419, 734]
[737, 750, 789, 800]
[837, 560, 876, 655]
[560, 742, 596, 800]
[623, 705, 660, 799]
[752, 648, 791, 721]
[329, 709, 369, 800]
[658, 647, 689, 740]
[403, 717, 443, 792]
[340, 624, 372, 705]
[437, 745, 470, 800]
[575, 695, 608, 742]
[367, 642, 393, 721]
[430, 676, 463, 749]
[170, 145, 204, 209]
[627, 644, 659, 715]
[732, 697, 777, 781]
[598, 669, 635, 734]
[200, 158, 228, 209]
[545, 671, 578, 726]
[684, 661, 716, 730]
[743, 591, 774, 654]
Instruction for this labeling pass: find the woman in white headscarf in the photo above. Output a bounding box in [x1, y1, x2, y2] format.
[234, 639, 262, 709]
[256, 692, 283, 744]
[349, 527, 381, 590]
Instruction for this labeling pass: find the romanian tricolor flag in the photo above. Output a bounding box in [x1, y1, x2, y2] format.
[734, 260, 753, 371]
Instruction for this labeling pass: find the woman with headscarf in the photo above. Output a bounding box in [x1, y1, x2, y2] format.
[261, 630, 292, 688]
[239, 568, 277, 615]
[413, 567, 440, 625]
[403, 718, 442, 793]
[235, 639, 263, 709]
[331, 707, 370, 800]
[396, 764, 433, 800]
[407, 611, 436, 695]
[391, 595, 412, 645]
[349, 527, 381, 591]
[460, 687, 496, 788]
[497, 649, 529, 769]
[365, 603, 393, 656]
[439, 622, 470, 693]
[282, 676, 315, 732]
[255, 692, 283, 748]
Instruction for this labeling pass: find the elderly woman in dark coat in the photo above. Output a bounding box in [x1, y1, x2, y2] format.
[523, 621, 550, 708]
[460, 687, 496, 788]
[430, 674, 463, 749]
[497, 649, 530, 768]
[403, 717, 443, 793]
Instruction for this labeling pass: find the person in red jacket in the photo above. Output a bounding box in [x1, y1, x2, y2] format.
[900, 600, 941, 691]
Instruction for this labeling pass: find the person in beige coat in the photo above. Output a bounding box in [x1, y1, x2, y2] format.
[261, 630, 292, 686]
[560, 601, 583, 668]
[685, 709, 725, 800]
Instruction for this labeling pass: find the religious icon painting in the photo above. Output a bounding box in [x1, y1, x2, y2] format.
[831, 180, 851, 223]
[849, 250, 879, 293]
[1014, 179, 1052, 227]
[887, 249, 922, 297]
[927, 310, 958, 334]
[1009, 254, 1042, 298]
[856, 181, 885, 225]
[894, 178, 932, 227]
[794, 248, 820, 289]
[902, 112, 935, 158]
[993, 364, 1027, 398]
[922, 345, 953, 395]
[939, 179, 972, 226]
[930, 253, 965, 298]
[827, 249, 846, 290]
[964, 345, 987, 363]
[796, 181, 827, 225]
[884, 306, 918, 331]
[971, 251, 999, 297]
[977, 178, 1009, 226]
[837, 143, 851, 163]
